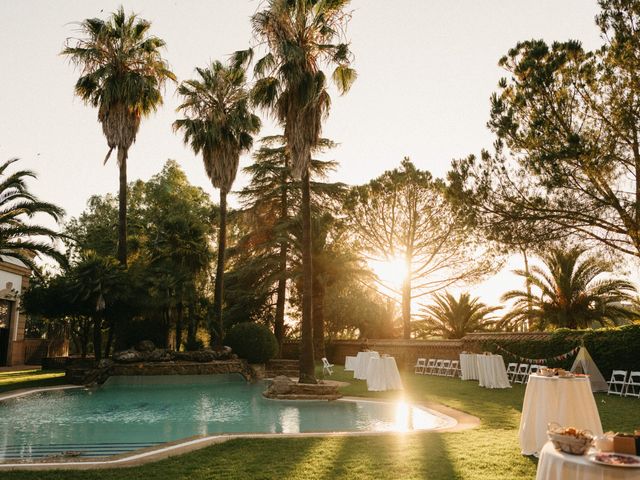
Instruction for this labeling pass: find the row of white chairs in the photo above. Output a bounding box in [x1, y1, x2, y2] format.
[414, 358, 460, 377]
[506, 363, 541, 384]
[607, 370, 640, 398]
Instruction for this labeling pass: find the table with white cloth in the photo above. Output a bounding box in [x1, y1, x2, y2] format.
[519, 375, 603, 456]
[459, 353, 479, 380]
[366, 356, 404, 391]
[536, 442, 634, 480]
[344, 356, 357, 371]
[476, 354, 511, 389]
[353, 351, 379, 380]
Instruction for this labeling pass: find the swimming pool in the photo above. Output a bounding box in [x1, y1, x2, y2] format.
[0, 374, 454, 460]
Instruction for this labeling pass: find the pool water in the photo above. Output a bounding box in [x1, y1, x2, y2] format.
[0, 375, 452, 460]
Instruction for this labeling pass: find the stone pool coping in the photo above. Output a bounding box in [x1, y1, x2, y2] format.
[0, 384, 480, 471]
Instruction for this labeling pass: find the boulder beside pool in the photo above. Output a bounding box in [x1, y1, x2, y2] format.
[263, 375, 342, 401]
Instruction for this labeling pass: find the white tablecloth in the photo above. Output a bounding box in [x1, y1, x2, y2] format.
[353, 351, 379, 380]
[344, 356, 357, 371]
[476, 354, 511, 389]
[520, 375, 604, 456]
[536, 442, 634, 480]
[459, 353, 479, 380]
[366, 356, 404, 391]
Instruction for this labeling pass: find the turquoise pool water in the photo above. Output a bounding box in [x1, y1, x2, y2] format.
[0, 375, 451, 460]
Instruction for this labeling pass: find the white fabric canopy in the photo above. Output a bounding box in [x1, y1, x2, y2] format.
[570, 347, 608, 392]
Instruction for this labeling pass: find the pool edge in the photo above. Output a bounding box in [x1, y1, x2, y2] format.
[0, 386, 479, 471]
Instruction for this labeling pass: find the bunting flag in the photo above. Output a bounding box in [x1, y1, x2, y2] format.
[493, 344, 580, 365]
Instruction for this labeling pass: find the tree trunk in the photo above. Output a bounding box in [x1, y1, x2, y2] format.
[175, 300, 184, 351]
[93, 316, 102, 363]
[312, 276, 326, 361]
[401, 276, 412, 339]
[104, 319, 114, 358]
[299, 170, 316, 384]
[117, 147, 128, 267]
[212, 188, 227, 347]
[274, 158, 289, 356]
[522, 248, 532, 332]
[186, 302, 196, 348]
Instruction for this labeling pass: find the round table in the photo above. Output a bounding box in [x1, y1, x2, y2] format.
[366, 356, 404, 391]
[536, 442, 635, 480]
[459, 353, 479, 380]
[353, 351, 379, 380]
[476, 354, 511, 389]
[520, 375, 603, 456]
[344, 356, 357, 371]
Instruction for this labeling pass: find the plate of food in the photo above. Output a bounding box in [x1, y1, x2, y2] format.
[589, 452, 640, 467]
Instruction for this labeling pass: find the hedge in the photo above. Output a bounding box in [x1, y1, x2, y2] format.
[479, 323, 640, 378]
[225, 322, 278, 364]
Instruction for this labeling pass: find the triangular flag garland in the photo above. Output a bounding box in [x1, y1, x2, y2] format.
[493, 344, 580, 365]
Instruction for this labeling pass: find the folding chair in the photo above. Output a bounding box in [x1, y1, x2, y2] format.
[432, 359, 444, 376]
[438, 360, 451, 376]
[624, 371, 640, 398]
[506, 363, 518, 383]
[424, 359, 436, 375]
[528, 364, 541, 380]
[321, 357, 334, 376]
[414, 358, 427, 374]
[447, 360, 460, 378]
[513, 364, 530, 384]
[607, 370, 627, 396]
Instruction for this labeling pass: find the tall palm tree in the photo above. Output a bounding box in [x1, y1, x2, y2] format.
[0, 159, 66, 272]
[417, 292, 501, 339]
[501, 247, 637, 330]
[234, 0, 356, 384]
[174, 61, 260, 346]
[62, 7, 175, 266]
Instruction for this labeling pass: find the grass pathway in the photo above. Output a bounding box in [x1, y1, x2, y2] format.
[1, 366, 638, 479]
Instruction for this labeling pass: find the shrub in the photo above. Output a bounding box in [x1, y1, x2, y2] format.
[225, 322, 278, 364]
[477, 323, 640, 378]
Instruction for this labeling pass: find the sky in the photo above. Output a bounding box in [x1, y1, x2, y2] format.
[0, 0, 605, 306]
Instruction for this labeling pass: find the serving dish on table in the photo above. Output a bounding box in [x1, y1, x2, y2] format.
[547, 423, 593, 455]
[588, 452, 640, 468]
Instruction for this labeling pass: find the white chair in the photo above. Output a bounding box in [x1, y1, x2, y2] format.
[624, 371, 640, 398]
[506, 363, 518, 383]
[438, 360, 451, 376]
[607, 370, 627, 396]
[447, 360, 459, 378]
[432, 359, 444, 376]
[528, 364, 541, 381]
[513, 364, 530, 384]
[414, 358, 427, 374]
[321, 357, 334, 376]
[424, 359, 436, 375]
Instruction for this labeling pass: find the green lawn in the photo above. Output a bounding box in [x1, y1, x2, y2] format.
[0, 369, 66, 394]
[2, 366, 638, 480]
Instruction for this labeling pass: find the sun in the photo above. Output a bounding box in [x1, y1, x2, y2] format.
[368, 256, 409, 286]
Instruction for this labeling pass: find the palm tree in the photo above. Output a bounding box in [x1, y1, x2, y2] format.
[0, 159, 66, 272]
[501, 247, 637, 330]
[234, 0, 356, 384]
[417, 292, 500, 339]
[62, 7, 175, 266]
[174, 61, 260, 346]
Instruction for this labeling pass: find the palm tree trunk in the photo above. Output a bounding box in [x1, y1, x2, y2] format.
[186, 302, 196, 348]
[312, 276, 326, 360]
[93, 316, 102, 363]
[299, 170, 316, 384]
[274, 159, 289, 356]
[212, 188, 227, 347]
[117, 147, 128, 267]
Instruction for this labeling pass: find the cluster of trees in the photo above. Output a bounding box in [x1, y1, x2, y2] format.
[9, 1, 640, 378]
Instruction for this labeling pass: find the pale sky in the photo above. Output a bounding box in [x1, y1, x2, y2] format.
[0, 0, 604, 306]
